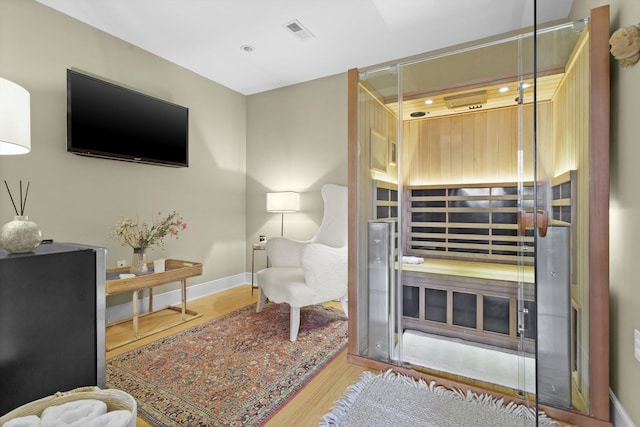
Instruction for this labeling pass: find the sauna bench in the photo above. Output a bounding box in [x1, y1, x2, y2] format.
[398, 258, 536, 352]
[400, 258, 534, 284]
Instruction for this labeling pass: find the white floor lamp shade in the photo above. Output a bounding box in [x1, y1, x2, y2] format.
[266, 191, 300, 236]
[0, 77, 31, 155]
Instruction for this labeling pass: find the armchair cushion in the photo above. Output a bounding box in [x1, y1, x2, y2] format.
[265, 237, 308, 267]
[300, 243, 347, 300]
[257, 267, 318, 308]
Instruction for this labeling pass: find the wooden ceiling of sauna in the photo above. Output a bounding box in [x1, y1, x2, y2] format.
[387, 72, 564, 121]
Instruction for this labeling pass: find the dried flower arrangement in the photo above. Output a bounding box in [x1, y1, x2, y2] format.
[111, 211, 187, 251]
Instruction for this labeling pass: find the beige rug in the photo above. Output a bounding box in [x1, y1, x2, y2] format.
[320, 370, 558, 427]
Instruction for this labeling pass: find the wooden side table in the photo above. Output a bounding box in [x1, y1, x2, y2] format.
[251, 242, 266, 295]
[106, 259, 203, 350]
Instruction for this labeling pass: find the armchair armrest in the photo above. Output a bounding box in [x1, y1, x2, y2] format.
[265, 237, 311, 267]
[300, 243, 348, 298]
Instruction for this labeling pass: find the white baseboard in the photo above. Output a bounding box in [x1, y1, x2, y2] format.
[611, 389, 637, 427]
[106, 272, 251, 323]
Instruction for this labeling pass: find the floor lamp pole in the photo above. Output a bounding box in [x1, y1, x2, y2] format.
[280, 211, 284, 236]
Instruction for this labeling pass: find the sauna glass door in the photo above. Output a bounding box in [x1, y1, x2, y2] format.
[354, 9, 549, 417]
[396, 35, 537, 403]
[353, 6, 605, 420]
[533, 19, 592, 413]
[355, 64, 400, 364]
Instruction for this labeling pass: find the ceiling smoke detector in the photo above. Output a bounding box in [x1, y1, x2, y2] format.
[283, 19, 315, 41]
[444, 90, 487, 112]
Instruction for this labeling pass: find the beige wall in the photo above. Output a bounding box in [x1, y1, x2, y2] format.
[570, 1, 640, 425]
[0, 0, 248, 303]
[0, 0, 348, 308]
[245, 74, 348, 264]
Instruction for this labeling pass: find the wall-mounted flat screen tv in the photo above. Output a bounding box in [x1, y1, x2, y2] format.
[67, 69, 189, 167]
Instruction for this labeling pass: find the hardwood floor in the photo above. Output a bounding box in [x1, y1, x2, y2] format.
[105, 285, 368, 427]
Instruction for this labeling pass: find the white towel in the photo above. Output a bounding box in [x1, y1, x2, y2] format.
[2, 403, 130, 427]
[2, 415, 41, 427]
[81, 410, 132, 427]
[40, 399, 107, 427]
[402, 256, 424, 264]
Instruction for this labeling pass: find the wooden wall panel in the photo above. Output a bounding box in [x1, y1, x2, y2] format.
[359, 84, 398, 184]
[403, 104, 539, 186]
[450, 116, 463, 183]
[461, 115, 475, 182]
[485, 110, 502, 182]
[497, 109, 513, 179]
[473, 113, 488, 180]
[439, 118, 452, 183]
[537, 101, 555, 183]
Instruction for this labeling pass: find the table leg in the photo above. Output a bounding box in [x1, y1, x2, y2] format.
[251, 248, 255, 295]
[132, 289, 139, 339]
[181, 279, 186, 321]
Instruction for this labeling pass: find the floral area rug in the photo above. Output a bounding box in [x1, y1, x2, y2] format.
[107, 302, 348, 426]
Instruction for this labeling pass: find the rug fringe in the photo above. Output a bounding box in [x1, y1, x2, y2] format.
[319, 370, 559, 426]
[319, 371, 377, 426]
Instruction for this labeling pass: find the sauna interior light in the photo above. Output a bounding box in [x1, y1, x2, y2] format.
[499, 86, 509, 93]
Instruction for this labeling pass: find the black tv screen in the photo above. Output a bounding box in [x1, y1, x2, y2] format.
[67, 69, 189, 167]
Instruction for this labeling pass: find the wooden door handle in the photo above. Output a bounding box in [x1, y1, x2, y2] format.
[518, 210, 549, 237]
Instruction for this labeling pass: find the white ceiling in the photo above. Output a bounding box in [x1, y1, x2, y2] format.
[35, 0, 574, 96]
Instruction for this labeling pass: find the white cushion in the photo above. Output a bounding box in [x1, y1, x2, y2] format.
[257, 267, 319, 307]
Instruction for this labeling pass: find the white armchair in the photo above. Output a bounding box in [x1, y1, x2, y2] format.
[256, 184, 348, 341]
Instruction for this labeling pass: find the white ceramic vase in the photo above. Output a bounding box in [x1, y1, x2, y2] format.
[0, 215, 42, 253]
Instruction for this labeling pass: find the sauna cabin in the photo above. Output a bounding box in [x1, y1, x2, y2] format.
[347, 6, 610, 427]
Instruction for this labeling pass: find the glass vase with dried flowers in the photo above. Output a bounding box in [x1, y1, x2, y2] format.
[111, 211, 187, 275]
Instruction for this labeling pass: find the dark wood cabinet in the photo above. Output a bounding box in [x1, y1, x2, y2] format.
[0, 242, 106, 414]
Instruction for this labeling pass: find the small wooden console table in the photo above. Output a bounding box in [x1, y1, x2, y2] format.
[106, 259, 203, 350]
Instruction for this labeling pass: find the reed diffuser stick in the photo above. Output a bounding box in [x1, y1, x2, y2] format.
[3, 180, 19, 216]
[21, 181, 30, 216]
[3, 180, 30, 216]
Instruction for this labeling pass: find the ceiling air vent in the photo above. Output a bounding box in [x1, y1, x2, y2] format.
[444, 90, 487, 112]
[283, 19, 315, 41]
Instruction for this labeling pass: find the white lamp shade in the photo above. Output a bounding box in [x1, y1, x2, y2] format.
[0, 77, 31, 155]
[266, 192, 300, 212]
